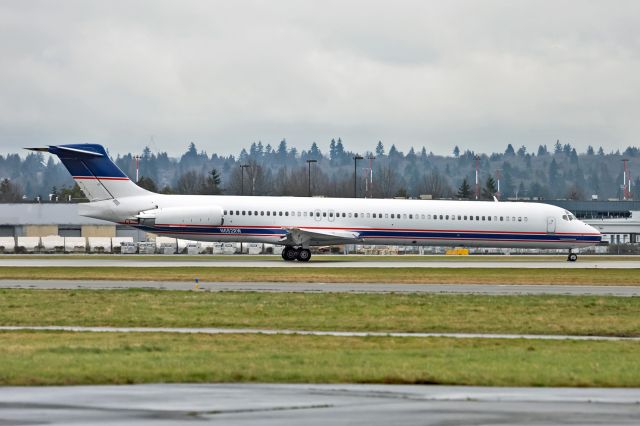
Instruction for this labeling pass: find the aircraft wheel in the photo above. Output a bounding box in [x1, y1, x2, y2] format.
[568, 253, 578, 262]
[283, 246, 298, 261]
[297, 249, 311, 262]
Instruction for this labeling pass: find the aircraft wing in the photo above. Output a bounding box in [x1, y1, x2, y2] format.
[279, 227, 362, 247]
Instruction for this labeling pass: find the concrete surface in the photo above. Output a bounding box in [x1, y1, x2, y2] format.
[2, 257, 640, 268]
[0, 383, 639, 425]
[2, 325, 637, 341]
[2, 279, 640, 296]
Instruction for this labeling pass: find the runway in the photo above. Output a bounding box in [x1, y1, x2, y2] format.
[1, 383, 638, 425]
[2, 257, 640, 268]
[2, 325, 637, 341]
[2, 279, 640, 295]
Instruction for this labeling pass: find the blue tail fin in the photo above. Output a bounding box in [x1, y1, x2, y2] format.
[26, 144, 151, 201]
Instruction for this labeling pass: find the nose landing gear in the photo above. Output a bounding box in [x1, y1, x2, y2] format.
[281, 246, 312, 262]
[567, 250, 578, 262]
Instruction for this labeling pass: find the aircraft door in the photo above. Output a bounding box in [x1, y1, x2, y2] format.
[546, 217, 556, 234]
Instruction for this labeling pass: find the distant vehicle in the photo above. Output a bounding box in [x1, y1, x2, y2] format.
[28, 144, 602, 262]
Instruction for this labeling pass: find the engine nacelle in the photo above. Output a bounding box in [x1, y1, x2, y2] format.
[137, 205, 224, 227]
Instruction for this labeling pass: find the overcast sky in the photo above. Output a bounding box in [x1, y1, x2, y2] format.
[1, 0, 639, 157]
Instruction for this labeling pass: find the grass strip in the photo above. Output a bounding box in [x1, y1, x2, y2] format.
[0, 266, 640, 284]
[2, 290, 639, 336]
[1, 254, 640, 262]
[1, 331, 638, 387]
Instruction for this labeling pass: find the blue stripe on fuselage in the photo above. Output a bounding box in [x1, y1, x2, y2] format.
[132, 224, 601, 243]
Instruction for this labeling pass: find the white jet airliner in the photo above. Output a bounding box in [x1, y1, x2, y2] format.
[28, 144, 602, 262]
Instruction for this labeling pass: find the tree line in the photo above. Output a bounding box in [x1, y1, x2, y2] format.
[1, 138, 639, 202]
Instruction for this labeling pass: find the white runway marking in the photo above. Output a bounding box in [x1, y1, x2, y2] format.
[1, 326, 637, 341]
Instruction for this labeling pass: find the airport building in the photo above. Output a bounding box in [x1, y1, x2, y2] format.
[0, 200, 639, 253]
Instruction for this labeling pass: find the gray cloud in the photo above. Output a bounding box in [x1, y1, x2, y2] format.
[1, 0, 639, 157]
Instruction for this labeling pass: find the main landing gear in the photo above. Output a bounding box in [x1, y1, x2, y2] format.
[281, 246, 311, 262]
[567, 250, 578, 262]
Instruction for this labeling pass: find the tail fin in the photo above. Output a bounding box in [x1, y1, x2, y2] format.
[26, 144, 151, 201]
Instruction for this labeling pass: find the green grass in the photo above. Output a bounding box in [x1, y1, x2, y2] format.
[1, 331, 638, 387]
[0, 266, 639, 284]
[2, 290, 639, 336]
[1, 254, 639, 262]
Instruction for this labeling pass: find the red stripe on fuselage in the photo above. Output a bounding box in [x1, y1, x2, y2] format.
[73, 176, 130, 181]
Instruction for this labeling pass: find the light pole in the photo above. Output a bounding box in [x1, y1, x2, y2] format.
[240, 164, 250, 195]
[134, 155, 141, 183]
[353, 155, 363, 198]
[474, 155, 480, 200]
[306, 159, 317, 197]
[366, 155, 376, 198]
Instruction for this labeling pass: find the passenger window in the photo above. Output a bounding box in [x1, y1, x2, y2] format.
[236, 211, 240, 215]
[323, 212, 326, 217]
[476, 216, 479, 220]
[439, 215, 443, 220]
[329, 212, 333, 217]
[285, 212, 289, 216]
[254, 211, 258, 215]
[242, 211, 246, 215]
[487, 216, 491, 221]
[409, 214, 413, 219]
[482, 216, 485, 221]
[518, 217, 522, 222]
[224, 210, 227, 215]
[391, 214, 395, 219]
[260, 211, 264, 216]
[524, 217, 528, 222]
[342, 213, 346, 217]
[385, 214, 389, 218]
[457, 215, 461, 220]
[355, 213, 358, 218]
[348, 213, 352, 218]
[303, 212, 307, 217]
[316, 212, 320, 217]
[279, 212, 283, 216]
[267, 211, 270, 216]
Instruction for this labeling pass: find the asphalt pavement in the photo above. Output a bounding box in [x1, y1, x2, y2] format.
[1, 384, 638, 425]
[2, 257, 640, 268]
